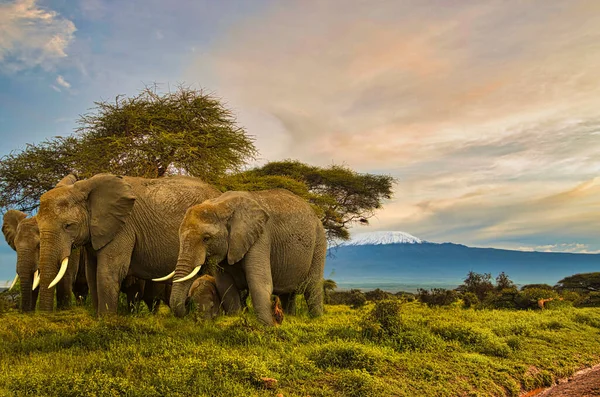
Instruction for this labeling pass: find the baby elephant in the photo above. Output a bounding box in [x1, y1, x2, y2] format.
[187, 275, 221, 320]
[187, 275, 285, 324]
[163, 189, 326, 325]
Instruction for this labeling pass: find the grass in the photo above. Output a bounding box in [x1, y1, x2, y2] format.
[0, 301, 599, 396]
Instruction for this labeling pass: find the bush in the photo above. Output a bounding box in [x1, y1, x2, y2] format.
[515, 288, 558, 310]
[417, 288, 458, 307]
[360, 300, 404, 340]
[329, 289, 367, 308]
[461, 292, 479, 308]
[364, 288, 395, 302]
[576, 292, 600, 307]
[482, 287, 519, 309]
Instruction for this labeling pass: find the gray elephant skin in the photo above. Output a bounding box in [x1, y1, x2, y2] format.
[168, 189, 326, 325]
[2, 210, 86, 311]
[187, 274, 285, 324]
[35, 173, 220, 314]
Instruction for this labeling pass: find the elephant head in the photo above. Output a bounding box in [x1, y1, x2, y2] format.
[36, 174, 135, 311]
[2, 210, 41, 311]
[187, 275, 221, 319]
[164, 193, 269, 317]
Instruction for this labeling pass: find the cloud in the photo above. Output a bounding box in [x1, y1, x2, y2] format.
[0, 0, 76, 72]
[185, 0, 600, 251]
[516, 243, 600, 254]
[55, 75, 71, 89]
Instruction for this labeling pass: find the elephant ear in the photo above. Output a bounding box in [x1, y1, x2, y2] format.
[56, 174, 77, 187]
[75, 174, 136, 251]
[2, 210, 27, 251]
[226, 196, 269, 265]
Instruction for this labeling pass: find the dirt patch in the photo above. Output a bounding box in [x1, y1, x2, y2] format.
[522, 364, 600, 397]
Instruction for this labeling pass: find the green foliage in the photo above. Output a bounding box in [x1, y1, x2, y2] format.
[219, 160, 395, 241]
[0, 137, 80, 212]
[1, 304, 600, 396]
[360, 299, 404, 340]
[417, 288, 458, 307]
[461, 292, 479, 308]
[0, 85, 257, 212]
[521, 284, 554, 291]
[515, 288, 559, 310]
[556, 272, 600, 293]
[460, 271, 495, 301]
[328, 289, 367, 308]
[364, 288, 396, 302]
[495, 272, 515, 291]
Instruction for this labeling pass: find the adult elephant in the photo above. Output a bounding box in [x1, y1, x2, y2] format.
[161, 189, 326, 325]
[2, 210, 86, 312]
[36, 173, 220, 314]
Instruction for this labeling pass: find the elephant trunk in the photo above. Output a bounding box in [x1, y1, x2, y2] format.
[170, 249, 206, 318]
[17, 272, 34, 312]
[38, 233, 71, 311]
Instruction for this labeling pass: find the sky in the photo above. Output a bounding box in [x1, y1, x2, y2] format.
[1, 0, 600, 282]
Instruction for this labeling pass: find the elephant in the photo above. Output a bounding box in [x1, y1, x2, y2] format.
[187, 274, 284, 324]
[120, 275, 171, 313]
[163, 189, 326, 325]
[187, 275, 221, 319]
[2, 210, 87, 311]
[35, 173, 221, 314]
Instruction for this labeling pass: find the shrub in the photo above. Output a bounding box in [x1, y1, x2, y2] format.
[360, 300, 404, 340]
[417, 288, 458, 307]
[482, 287, 519, 309]
[461, 292, 479, 308]
[576, 292, 600, 307]
[364, 288, 395, 302]
[515, 288, 558, 310]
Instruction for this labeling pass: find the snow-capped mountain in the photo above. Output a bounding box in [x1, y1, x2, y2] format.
[341, 231, 425, 246]
[325, 233, 600, 292]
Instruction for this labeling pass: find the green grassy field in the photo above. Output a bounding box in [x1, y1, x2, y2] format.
[1, 301, 599, 397]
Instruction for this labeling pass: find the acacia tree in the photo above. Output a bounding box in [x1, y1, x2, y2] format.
[0, 85, 257, 211]
[0, 137, 80, 212]
[217, 160, 395, 242]
[75, 85, 257, 181]
[556, 273, 600, 292]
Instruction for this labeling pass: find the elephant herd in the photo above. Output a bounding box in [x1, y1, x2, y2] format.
[2, 173, 326, 326]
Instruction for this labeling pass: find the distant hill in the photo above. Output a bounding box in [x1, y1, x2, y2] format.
[325, 231, 599, 292]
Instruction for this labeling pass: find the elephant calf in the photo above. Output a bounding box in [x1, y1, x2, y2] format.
[187, 275, 284, 324]
[159, 189, 326, 326]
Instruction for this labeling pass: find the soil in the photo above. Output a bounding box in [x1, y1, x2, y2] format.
[522, 365, 600, 397]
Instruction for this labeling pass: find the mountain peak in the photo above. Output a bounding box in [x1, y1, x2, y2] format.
[341, 231, 424, 246]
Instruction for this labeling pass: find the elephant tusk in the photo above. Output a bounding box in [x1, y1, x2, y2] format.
[8, 274, 19, 291]
[173, 266, 201, 283]
[48, 257, 69, 289]
[152, 270, 176, 282]
[32, 270, 40, 290]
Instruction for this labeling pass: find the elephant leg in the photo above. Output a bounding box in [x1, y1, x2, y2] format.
[96, 248, 132, 316]
[215, 272, 242, 314]
[85, 251, 99, 314]
[279, 292, 297, 315]
[244, 249, 275, 325]
[304, 244, 326, 317]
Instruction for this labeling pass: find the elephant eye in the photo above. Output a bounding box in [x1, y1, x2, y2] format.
[202, 234, 211, 242]
[64, 222, 75, 230]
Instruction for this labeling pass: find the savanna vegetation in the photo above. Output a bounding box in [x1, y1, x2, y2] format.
[1, 286, 600, 397]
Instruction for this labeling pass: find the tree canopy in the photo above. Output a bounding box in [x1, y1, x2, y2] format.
[216, 160, 395, 242]
[0, 86, 257, 212]
[556, 273, 600, 292]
